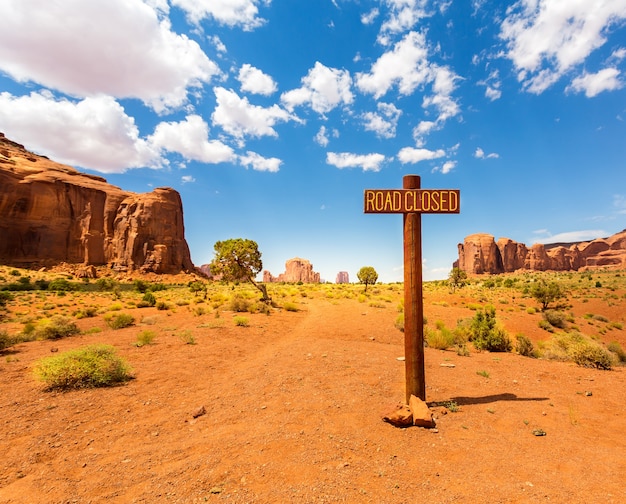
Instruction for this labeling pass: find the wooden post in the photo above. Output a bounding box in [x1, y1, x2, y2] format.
[363, 177, 459, 404]
[403, 175, 425, 402]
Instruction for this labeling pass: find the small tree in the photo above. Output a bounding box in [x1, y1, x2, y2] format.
[448, 267, 467, 292]
[357, 266, 378, 293]
[210, 238, 270, 302]
[530, 280, 566, 310]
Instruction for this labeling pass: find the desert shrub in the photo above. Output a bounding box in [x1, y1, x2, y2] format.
[137, 291, 156, 308]
[135, 330, 156, 347]
[105, 313, 135, 329]
[526, 306, 537, 315]
[0, 291, 13, 307]
[426, 326, 456, 350]
[394, 313, 404, 332]
[155, 301, 169, 311]
[0, 330, 15, 351]
[74, 307, 97, 319]
[95, 278, 118, 292]
[569, 342, 613, 370]
[188, 281, 206, 293]
[538, 319, 554, 332]
[33, 344, 132, 390]
[234, 316, 249, 327]
[469, 305, 512, 352]
[179, 330, 196, 345]
[515, 333, 536, 357]
[134, 280, 149, 293]
[229, 294, 251, 312]
[543, 310, 567, 329]
[35, 316, 80, 340]
[48, 278, 77, 292]
[607, 341, 626, 363]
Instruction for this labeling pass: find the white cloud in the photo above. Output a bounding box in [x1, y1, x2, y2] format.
[281, 62, 354, 114]
[239, 151, 282, 172]
[361, 102, 402, 138]
[238, 64, 278, 96]
[500, 0, 626, 94]
[378, 0, 429, 44]
[478, 69, 502, 101]
[397, 147, 445, 164]
[439, 160, 457, 174]
[326, 152, 387, 172]
[315, 126, 329, 147]
[210, 35, 227, 53]
[149, 114, 236, 164]
[212, 87, 300, 141]
[0, 0, 220, 113]
[171, 0, 267, 30]
[568, 68, 622, 97]
[0, 91, 160, 173]
[181, 175, 196, 184]
[532, 229, 609, 244]
[474, 147, 499, 159]
[361, 8, 380, 25]
[355, 31, 430, 98]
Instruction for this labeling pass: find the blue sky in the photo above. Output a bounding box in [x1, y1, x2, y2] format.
[1, 0, 625, 282]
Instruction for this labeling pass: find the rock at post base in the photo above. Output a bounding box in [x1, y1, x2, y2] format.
[382, 403, 413, 427]
[409, 395, 435, 428]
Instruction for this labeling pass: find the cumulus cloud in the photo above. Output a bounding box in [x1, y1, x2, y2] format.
[0, 91, 160, 173]
[239, 151, 282, 172]
[361, 102, 402, 138]
[181, 175, 196, 184]
[238, 64, 278, 96]
[149, 114, 236, 164]
[281, 62, 354, 114]
[568, 68, 623, 97]
[326, 152, 387, 172]
[500, 0, 626, 94]
[474, 147, 499, 159]
[0, 0, 220, 113]
[377, 0, 430, 45]
[397, 147, 445, 164]
[314, 126, 339, 147]
[361, 8, 380, 25]
[171, 0, 268, 30]
[355, 31, 430, 98]
[212, 87, 300, 141]
[438, 160, 457, 174]
[478, 69, 502, 101]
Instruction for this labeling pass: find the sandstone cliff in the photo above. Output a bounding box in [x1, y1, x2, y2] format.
[0, 133, 193, 273]
[455, 230, 626, 274]
[263, 257, 321, 283]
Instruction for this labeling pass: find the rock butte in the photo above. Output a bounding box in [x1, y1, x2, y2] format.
[263, 257, 321, 283]
[0, 133, 193, 274]
[455, 231, 626, 275]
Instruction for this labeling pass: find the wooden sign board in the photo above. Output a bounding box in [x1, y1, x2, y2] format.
[364, 189, 460, 214]
[364, 176, 460, 403]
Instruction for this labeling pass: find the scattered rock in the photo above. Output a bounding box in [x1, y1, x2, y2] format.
[440, 362, 455, 368]
[585, 391, 593, 396]
[532, 429, 546, 436]
[382, 403, 413, 427]
[409, 395, 435, 428]
[192, 405, 206, 418]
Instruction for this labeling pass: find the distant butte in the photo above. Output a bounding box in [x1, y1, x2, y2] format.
[455, 230, 626, 274]
[263, 257, 321, 283]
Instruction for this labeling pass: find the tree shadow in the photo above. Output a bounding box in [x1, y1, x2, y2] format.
[430, 393, 549, 407]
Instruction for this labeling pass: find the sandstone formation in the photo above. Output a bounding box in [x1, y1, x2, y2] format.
[455, 230, 626, 274]
[336, 271, 349, 284]
[263, 257, 321, 283]
[0, 133, 193, 273]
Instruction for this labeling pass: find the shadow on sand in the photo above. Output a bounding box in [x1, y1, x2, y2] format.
[430, 393, 549, 407]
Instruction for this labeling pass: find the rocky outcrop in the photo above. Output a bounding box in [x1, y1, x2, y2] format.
[263, 257, 321, 283]
[0, 133, 193, 273]
[455, 230, 626, 274]
[336, 271, 349, 284]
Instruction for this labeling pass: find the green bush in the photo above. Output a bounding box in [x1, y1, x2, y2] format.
[543, 310, 567, 329]
[569, 343, 613, 370]
[138, 291, 156, 308]
[48, 278, 77, 292]
[35, 316, 80, 340]
[155, 301, 169, 311]
[234, 316, 249, 327]
[0, 291, 13, 307]
[229, 294, 251, 312]
[283, 302, 299, 312]
[0, 330, 15, 351]
[426, 326, 456, 350]
[33, 344, 133, 390]
[469, 305, 512, 352]
[394, 313, 404, 332]
[515, 333, 535, 357]
[105, 313, 135, 329]
[607, 341, 626, 363]
[135, 330, 156, 347]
